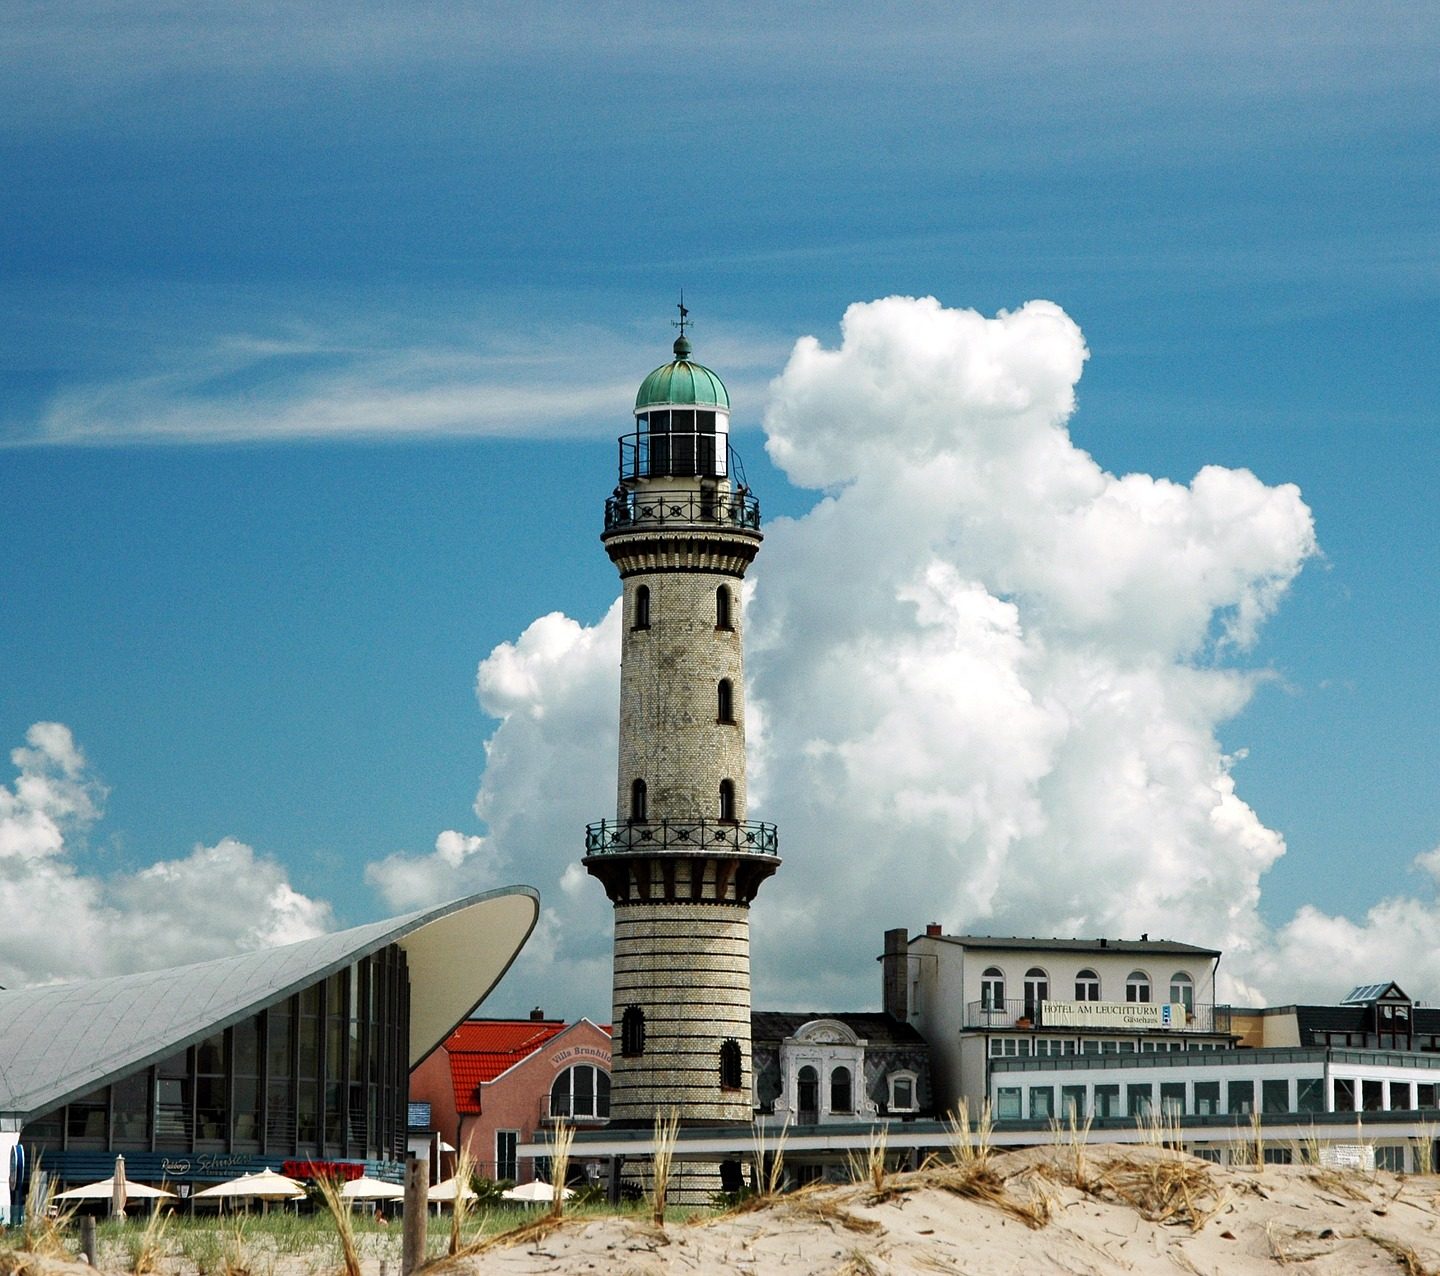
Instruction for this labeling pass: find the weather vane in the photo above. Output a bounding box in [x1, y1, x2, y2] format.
[673, 290, 690, 339]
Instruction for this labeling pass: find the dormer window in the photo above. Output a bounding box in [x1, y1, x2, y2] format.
[888, 1070, 918, 1114]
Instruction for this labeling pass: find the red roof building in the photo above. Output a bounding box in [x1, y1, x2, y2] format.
[410, 1013, 612, 1184]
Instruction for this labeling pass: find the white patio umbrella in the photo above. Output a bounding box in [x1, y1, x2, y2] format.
[192, 1169, 307, 1202]
[500, 1180, 573, 1203]
[112, 1154, 127, 1220]
[54, 1178, 176, 1202]
[426, 1175, 477, 1203]
[340, 1175, 405, 1201]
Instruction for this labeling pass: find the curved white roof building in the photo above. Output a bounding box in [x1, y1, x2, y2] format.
[1, 886, 539, 1217]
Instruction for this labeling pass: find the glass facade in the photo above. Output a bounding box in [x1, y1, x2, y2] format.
[25, 945, 410, 1164]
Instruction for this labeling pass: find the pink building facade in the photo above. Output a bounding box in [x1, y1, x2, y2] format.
[410, 1016, 612, 1184]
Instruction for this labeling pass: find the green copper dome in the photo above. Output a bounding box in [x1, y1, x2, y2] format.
[634, 335, 730, 411]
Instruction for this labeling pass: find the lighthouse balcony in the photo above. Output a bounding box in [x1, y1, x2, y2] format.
[604, 485, 761, 533]
[584, 818, 779, 857]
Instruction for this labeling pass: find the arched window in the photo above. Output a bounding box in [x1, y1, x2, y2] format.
[718, 779, 736, 822]
[1126, 971, 1152, 1004]
[1075, 969, 1100, 1002]
[797, 1065, 819, 1119]
[717, 678, 735, 723]
[716, 585, 733, 630]
[888, 1070, 918, 1113]
[621, 1007, 645, 1057]
[719, 1039, 742, 1089]
[633, 584, 650, 630]
[830, 1066, 853, 1114]
[630, 778, 647, 822]
[1169, 972, 1194, 1012]
[981, 967, 1005, 1011]
[549, 1065, 611, 1120]
[1023, 968, 1048, 1020]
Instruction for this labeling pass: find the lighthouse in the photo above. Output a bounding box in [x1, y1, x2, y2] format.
[584, 311, 779, 1129]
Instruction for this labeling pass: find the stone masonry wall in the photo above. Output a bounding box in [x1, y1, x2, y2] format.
[616, 571, 747, 823]
[609, 901, 754, 1124]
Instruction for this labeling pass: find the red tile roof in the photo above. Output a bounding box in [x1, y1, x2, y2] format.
[444, 1019, 589, 1114]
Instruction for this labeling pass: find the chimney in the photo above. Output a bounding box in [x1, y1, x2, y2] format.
[529, 1007, 545, 1021]
[883, 928, 909, 1020]
[925, 922, 942, 937]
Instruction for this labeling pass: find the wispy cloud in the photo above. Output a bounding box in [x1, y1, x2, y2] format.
[5, 313, 786, 447]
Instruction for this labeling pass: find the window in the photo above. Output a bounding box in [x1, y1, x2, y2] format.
[995, 1088, 1022, 1119]
[718, 779, 736, 822]
[1094, 1085, 1120, 1118]
[1023, 968, 1048, 1019]
[1419, 1084, 1438, 1109]
[549, 1065, 611, 1120]
[719, 1039, 743, 1090]
[1029, 1087, 1054, 1120]
[830, 1066, 853, 1114]
[630, 778, 647, 821]
[981, 967, 1005, 1010]
[1194, 1082, 1220, 1115]
[67, 1088, 108, 1143]
[1228, 1079, 1254, 1115]
[1127, 1085, 1153, 1118]
[797, 1066, 819, 1118]
[1375, 1145, 1407, 1172]
[1075, 969, 1100, 1001]
[717, 678, 735, 723]
[1262, 1079, 1290, 1114]
[716, 585, 733, 630]
[1160, 1083, 1186, 1117]
[1169, 973, 1194, 1012]
[633, 584, 650, 630]
[1363, 1079, 1384, 1111]
[496, 1130, 518, 1182]
[889, 1072, 917, 1113]
[1297, 1079, 1324, 1113]
[1334, 1078, 1356, 1111]
[1125, 971, 1151, 1004]
[621, 1007, 645, 1058]
[1061, 1086, 1086, 1120]
[1264, 1147, 1294, 1166]
[989, 1038, 1032, 1058]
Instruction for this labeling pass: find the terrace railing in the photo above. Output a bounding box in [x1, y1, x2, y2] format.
[584, 818, 779, 857]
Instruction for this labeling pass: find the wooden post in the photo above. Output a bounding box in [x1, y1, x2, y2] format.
[80, 1215, 97, 1266]
[401, 1153, 428, 1276]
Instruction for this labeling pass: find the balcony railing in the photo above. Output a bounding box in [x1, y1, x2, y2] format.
[604, 485, 761, 533]
[964, 998, 1226, 1034]
[584, 818, 779, 857]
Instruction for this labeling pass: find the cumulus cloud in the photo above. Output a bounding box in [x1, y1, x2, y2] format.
[365, 829, 502, 913]
[0, 722, 331, 988]
[441, 294, 1440, 1017]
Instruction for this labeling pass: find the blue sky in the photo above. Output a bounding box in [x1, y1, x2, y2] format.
[1, 4, 1436, 1014]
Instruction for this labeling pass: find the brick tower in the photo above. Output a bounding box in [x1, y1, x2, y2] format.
[584, 314, 779, 1129]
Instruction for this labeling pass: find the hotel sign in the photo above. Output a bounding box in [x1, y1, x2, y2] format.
[1042, 1001, 1187, 1030]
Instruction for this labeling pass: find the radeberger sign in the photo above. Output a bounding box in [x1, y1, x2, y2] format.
[1042, 1000, 1187, 1029]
